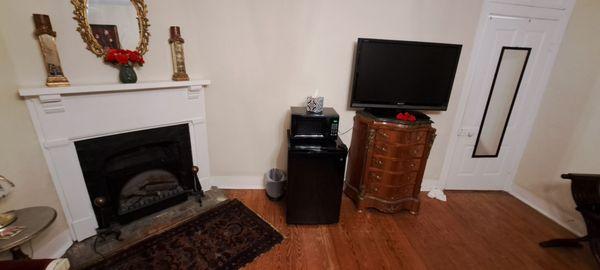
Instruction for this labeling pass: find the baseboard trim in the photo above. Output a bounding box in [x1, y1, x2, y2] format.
[420, 179, 437, 192]
[509, 183, 586, 237]
[32, 229, 73, 259]
[209, 175, 265, 189]
[209, 175, 438, 192]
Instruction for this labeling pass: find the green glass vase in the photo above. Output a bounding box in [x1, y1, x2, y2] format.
[119, 64, 137, 83]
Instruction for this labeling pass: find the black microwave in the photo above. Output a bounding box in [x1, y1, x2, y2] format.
[290, 107, 339, 142]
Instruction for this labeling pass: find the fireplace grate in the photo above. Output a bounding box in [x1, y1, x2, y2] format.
[75, 124, 195, 228]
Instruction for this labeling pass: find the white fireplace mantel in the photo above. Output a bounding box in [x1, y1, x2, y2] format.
[19, 80, 211, 242]
[20, 80, 211, 114]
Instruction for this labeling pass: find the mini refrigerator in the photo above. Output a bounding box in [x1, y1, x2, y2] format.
[286, 132, 348, 224]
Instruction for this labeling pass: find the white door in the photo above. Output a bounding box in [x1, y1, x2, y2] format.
[445, 12, 564, 190]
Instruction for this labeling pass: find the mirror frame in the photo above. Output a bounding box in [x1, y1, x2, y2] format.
[71, 0, 150, 57]
[472, 46, 531, 158]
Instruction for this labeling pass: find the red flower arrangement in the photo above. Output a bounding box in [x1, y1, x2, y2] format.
[104, 49, 145, 66]
[396, 112, 417, 122]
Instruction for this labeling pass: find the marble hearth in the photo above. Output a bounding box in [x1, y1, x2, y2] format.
[19, 80, 211, 241]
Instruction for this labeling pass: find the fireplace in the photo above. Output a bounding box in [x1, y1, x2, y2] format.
[19, 81, 211, 241]
[75, 124, 197, 228]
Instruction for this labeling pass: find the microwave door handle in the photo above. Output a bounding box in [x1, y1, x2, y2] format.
[294, 134, 324, 138]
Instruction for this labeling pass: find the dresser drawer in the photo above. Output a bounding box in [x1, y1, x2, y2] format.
[370, 156, 421, 172]
[372, 143, 425, 159]
[365, 182, 416, 201]
[375, 129, 428, 144]
[366, 169, 418, 186]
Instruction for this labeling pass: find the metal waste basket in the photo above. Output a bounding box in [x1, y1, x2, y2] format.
[265, 168, 286, 200]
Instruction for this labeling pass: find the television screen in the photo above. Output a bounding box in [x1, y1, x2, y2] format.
[351, 38, 462, 111]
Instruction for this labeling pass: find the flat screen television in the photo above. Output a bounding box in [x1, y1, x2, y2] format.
[351, 38, 462, 111]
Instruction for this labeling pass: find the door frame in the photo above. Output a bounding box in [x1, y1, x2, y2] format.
[437, 0, 575, 191]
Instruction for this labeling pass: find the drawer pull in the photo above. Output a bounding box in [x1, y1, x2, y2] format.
[371, 173, 382, 180]
[376, 145, 388, 152]
[373, 187, 379, 192]
[375, 160, 383, 166]
[409, 163, 416, 168]
[416, 136, 422, 141]
[411, 149, 419, 155]
[380, 132, 389, 138]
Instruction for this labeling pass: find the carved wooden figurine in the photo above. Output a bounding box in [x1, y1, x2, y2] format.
[33, 14, 70, 87]
[169, 26, 190, 81]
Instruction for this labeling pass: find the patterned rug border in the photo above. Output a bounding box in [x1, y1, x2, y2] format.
[86, 199, 284, 270]
[80, 199, 232, 269]
[207, 199, 286, 269]
[242, 202, 286, 240]
[233, 202, 287, 266]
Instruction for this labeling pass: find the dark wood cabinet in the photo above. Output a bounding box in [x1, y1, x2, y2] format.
[344, 111, 436, 214]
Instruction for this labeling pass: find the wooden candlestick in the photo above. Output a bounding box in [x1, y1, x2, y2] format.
[33, 14, 70, 87]
[169, 26, 190, 81]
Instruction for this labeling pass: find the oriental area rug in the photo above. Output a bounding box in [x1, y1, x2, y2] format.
[86, 199, 283, 270]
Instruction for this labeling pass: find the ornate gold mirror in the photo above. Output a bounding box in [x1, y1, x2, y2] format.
[71, 0, 150, 57]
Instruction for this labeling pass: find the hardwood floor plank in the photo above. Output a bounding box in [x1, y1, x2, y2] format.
[377, 214, 427, 269]
[394, 194, 492, 269]
[448, 192, 546, 269]
[478, 192, 596, 269]
[225, 190, 596, 270]
[325, 223, 361, 270]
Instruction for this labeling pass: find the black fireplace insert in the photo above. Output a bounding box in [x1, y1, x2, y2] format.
[75, 124, 196, 228]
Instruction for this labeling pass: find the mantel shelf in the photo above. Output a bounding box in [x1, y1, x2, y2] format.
[19, 80, 211, 97]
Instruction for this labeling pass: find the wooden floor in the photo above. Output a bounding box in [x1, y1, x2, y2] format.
[226, 190, 596, 270]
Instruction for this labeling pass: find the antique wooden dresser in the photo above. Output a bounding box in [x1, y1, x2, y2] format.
[344, 111, 436, 214]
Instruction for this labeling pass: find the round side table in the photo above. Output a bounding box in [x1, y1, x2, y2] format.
[0, 206, 56, 260]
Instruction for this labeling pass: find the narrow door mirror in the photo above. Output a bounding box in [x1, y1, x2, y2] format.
[473, 47, 531, 157]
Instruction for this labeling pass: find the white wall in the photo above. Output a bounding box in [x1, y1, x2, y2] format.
[0, 0, 483, 255]
[193, 0, 483, 184]
[1, 0, 483, 181]
[512, 0, 600, 235]
[0, 16, 70, 259]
